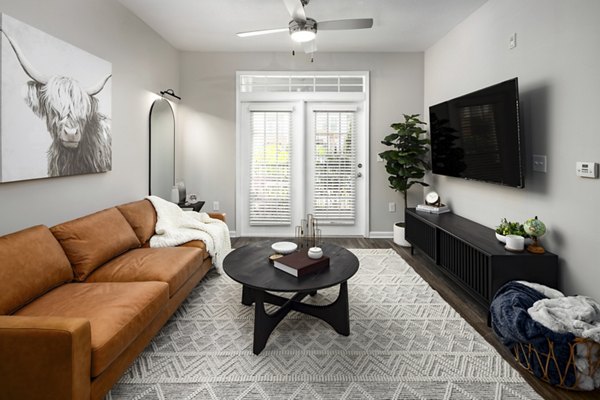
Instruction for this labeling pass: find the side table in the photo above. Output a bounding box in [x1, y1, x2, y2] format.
[178, 201, 204, 212]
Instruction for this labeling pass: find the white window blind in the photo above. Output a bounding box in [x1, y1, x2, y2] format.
[240, 74, 365, 93]
[313, 111, 356, 223]
[249, 111, 292, 226]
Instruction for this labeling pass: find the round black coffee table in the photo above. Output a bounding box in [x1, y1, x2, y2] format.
[223, 241, 359, 354]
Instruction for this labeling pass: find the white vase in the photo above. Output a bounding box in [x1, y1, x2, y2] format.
[393, 222, 411, 247]
[170, 186, 180, 203]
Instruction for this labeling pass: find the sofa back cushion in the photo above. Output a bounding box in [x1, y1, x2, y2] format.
[51, 208, 140, 281]
[0, 225, 73, 315]
[116, 199, 156, 245]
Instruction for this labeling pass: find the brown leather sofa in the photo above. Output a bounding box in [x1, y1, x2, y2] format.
[0, 199, 224, 400]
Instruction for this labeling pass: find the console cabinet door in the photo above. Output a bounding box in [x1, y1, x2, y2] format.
[405, 211, 437, 261]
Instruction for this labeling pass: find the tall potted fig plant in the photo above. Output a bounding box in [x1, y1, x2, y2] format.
[379, 114, 431, 246]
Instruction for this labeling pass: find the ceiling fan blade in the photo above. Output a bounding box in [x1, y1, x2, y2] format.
[302, 39, 317, 54]
[236, 27, 288, 38]
[282, 0, 307, 23]
[317, 18, 374, 30]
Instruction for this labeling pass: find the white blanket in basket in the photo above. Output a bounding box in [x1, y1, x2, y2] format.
[524, 283, 600, 390]
[146, 195, 231, 273]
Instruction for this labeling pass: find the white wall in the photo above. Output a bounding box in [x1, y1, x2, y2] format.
[179, 52, 424, 235]
[0, 0, 179, 234]
[424, 0, 600, 298]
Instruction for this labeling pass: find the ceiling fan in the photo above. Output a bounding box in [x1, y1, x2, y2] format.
[236, 0, 373, 55]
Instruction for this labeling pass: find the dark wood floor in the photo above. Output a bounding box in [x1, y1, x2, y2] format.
[231, 237, 599, 400]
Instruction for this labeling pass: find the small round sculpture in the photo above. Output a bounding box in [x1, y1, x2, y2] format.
[523, 216, 546, 254]
[307, 247, 323, 259]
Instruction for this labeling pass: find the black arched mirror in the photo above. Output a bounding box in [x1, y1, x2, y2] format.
[149, 98, 175, 199]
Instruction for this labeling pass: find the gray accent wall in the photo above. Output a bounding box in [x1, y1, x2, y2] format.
[179, 52, 424, 236]
[424, 0, 600, 299]
[0, 0, 180, 234]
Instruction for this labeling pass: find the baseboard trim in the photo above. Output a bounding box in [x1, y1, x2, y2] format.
[369, 231, 393, 239]
[229, 231, 237, 238]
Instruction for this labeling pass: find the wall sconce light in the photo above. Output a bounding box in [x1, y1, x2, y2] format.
[160, 89, 181, 100]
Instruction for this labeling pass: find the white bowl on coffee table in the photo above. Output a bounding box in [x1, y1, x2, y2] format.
[271, 241, 298, 254]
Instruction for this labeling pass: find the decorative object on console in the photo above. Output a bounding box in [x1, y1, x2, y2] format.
[415, 204, 450, 214]
[495, 218, 531, 244]
[505, 234, 525, 252]
[0, 13, 112, 183]
[379, 114, 430, 246]
[271, 241, 298, 255]
[524, 216, 547, 254]
[425, 191, 441, 206]
[417, 191, 450, 214]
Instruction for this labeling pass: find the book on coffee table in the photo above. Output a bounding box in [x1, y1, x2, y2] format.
[273, 251, 330, 277]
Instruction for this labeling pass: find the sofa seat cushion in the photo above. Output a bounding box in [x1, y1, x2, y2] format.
[0, 225, 73, 315]
[51, 208, 141, 282]
[85, 247, 204, 297]
[15, 282, 168, 377]
[178, 240, 210, 260]
[117, 200, 157, 245]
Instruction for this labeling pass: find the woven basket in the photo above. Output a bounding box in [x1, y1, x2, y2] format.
[513, 337, 600, 390]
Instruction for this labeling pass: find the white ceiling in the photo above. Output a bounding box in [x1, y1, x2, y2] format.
[118, 0, 488, 52]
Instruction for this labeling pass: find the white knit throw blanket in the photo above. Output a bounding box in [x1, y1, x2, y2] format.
[146, 196, 231, 273]
[528, 295, 600, 343]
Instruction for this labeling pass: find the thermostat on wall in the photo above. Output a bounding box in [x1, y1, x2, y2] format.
[576, 162, 598, 178]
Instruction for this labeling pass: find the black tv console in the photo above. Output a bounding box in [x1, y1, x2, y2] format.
[405, 208, 559, 306]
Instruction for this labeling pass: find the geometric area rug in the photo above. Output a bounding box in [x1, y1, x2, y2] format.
[106, 249, 541, 400]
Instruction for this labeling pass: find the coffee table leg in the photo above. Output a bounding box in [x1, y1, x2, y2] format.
[241, 285, 254, 305]
[253, 289, 289, 355]
[292, 282, 350, 336]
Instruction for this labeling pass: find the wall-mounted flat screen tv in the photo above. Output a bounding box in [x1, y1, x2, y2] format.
[429, 78, 524, 188]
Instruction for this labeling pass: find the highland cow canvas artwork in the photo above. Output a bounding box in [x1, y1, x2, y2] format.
[0, 14, 112, 183]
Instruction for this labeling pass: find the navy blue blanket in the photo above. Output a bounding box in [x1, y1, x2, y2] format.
[490, 281, 575, 386]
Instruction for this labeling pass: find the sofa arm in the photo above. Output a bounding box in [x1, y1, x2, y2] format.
[0, 315, 91, 400]
[208, 212, 226, 222]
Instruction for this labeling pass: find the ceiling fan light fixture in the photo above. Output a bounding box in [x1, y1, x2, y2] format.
[289, 18, 317, 43]
[291, 30, 316, 43]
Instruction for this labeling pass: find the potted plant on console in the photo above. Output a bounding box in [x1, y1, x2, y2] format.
[379, 114, 430, 246]
[495, 218, 531, 243]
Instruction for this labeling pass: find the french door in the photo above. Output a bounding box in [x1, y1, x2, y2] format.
[239, 101, 366, 237]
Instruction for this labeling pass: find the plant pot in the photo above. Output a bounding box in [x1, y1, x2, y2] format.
[393, 222, 411, 247]
[495, 232, 533, 245]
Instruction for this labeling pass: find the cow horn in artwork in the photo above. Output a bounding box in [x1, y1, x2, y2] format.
[0, 29, 49, 85]
[86, 74, 112, 96]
